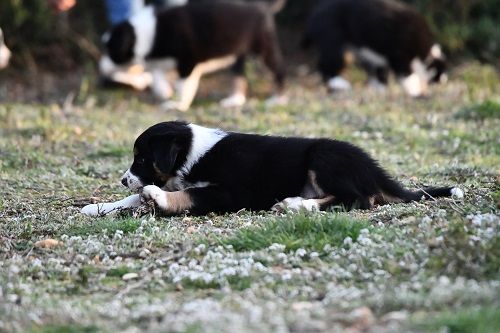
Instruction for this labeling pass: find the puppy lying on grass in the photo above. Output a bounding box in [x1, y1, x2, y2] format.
[82, 121, 463, 217]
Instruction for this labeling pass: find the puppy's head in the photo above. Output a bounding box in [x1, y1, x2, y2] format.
[426, 44, 447, 84]
[105, 22, 136, 65]
[0, 28, 12, 69]
[121, 122, 191, 191]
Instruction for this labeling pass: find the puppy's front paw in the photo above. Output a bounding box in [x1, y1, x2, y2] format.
[81, 204, 102, 217]
[141, 185, 168, 210]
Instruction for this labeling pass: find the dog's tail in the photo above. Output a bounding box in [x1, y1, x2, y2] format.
[375, 172, 460, 205]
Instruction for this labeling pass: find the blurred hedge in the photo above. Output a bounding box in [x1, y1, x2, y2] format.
[0, 0, 498, 70]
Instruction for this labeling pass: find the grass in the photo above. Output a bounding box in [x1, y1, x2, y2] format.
[0, 62, 499, 332]
[216, 213, 370, 252]
[413, 306, 500, 333]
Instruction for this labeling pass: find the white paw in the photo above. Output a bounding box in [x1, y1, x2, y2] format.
[328, 76, 352, 91]
[451, 187, 464, 199]
[160, 100, 188, 112]
[220, 93, 246, 108]
[141, 185, 168, 209]
[265, 94, 288, 107]
[81, 203, 118, 217]
[272, 197, 319, 212]
[81, 204, 102, 217]
[151, 71, 173, 100]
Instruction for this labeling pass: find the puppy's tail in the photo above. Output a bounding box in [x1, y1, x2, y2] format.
[375, 173, 461, 205]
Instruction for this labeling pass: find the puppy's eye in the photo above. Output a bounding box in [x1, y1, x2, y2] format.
[136, 158, 146, 165]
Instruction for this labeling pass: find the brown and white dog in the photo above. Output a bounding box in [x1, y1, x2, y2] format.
[81, 121, 463, 217]
[0, 28, 12, 69]
[100, 0, 287, 111]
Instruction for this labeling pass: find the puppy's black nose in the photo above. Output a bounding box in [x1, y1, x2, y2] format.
[121, 178, 128, 187]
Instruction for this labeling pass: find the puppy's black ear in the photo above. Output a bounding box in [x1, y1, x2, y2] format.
[152, 141, 181, 175]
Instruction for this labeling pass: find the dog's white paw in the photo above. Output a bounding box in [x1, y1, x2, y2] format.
[81, 203, 118, 217]
[160, 100, 188, 112]
[451, 187, 464, 199]
[141, 185, 168, 210]
[272, 197, 319, 212]
[265, 94, 288, 107]
[220, 93, 246, 108]
[328, 76, 352, 91]
[81, 204, 102, 217]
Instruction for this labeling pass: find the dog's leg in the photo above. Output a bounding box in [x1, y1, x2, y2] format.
[162, 71, 202, 112]
[272, 196, 335, 212]
[260, 27, 287, 106]
[220, 56, 247, 108]
[316, 36, 351, 92]
[81, 194, 142, 217]
[141, 185, 234, 215]
[151, 70, 174, 100]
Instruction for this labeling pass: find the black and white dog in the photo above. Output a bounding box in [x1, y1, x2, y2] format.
[302, 0, 447, 97]
[82, 121, 462, 216]
[0, 28, 11, 69]
[101, 0, 286, 111]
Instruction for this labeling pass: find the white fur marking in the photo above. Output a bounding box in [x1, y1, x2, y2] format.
[401, 58, 428, 97]
[142, 185, 168, 209]
[167, 56, 237, 110]
[122, 169, 144, 192]
[129, 6, 156, 59]
[358, 47, 388, 67]
[151, 70, 173, 100]
[272, 197, 320, 212]
[81, 194, 142, 216]
[430, 44, 443, 59]
[328, 76, 352, 91]
[0, 43, 11, 69]
[220, 93, 246, 108]
[179, 124, 227, 176]
[451, 187, 464, 199]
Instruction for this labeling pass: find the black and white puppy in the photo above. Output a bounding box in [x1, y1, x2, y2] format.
[81, 121, 462, 216]
[101, 0, 286, 111]
[302, 0, 447, 97]
[0, 28, 12, 69]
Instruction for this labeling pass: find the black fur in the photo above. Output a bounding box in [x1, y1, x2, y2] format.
[126, 121, 455, 215]
[303, 0, 446, 85]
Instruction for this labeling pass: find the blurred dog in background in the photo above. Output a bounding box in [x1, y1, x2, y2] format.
[101, 0, 287, 111]
[0, 28, 12, 69]
[302, 0, 447, 97]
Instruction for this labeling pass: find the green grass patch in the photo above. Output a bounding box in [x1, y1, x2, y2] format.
[456, 99, 500, 120]
[106, 266, 134, 278]
[87, 145, 129, 159]
[27, 325, 99, 333]
[413, 306, 500, 333]
[216, 213, 370, 252]
[62, 217, 140, 237]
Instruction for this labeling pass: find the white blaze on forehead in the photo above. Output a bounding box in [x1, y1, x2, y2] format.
[430, 44, 443, 59]
[179, 124, 227, 176]
[129, 6, 156, 59]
